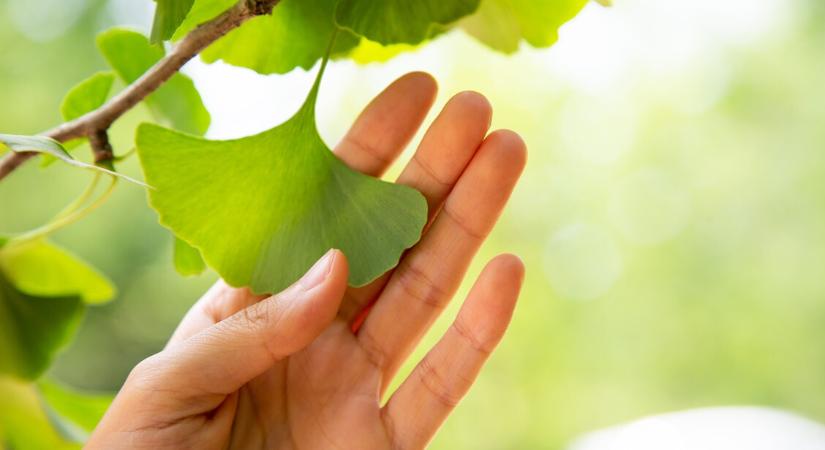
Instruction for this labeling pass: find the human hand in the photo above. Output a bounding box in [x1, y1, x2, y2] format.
[88, 72, 527, 450]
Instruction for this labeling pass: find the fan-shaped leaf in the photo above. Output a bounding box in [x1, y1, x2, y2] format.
[199, 0, 358, 74]
[0, 274, 83, 380]
[0, 239, 115, 304]
[137, 58, 427, 294]
[460, 0, 588, 53]
[335, 0, 480, 45]
[60, 72, 115, 122]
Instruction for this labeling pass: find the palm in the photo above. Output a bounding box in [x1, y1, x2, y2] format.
[231, 320, 387, 449]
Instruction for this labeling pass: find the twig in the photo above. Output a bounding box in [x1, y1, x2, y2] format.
[0, 0, 280, 181]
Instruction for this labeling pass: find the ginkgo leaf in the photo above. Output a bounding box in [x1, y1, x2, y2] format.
[97, 28, 210, 135]
[0, 378, 80, 449]
[137, 56, 427, 294]
[60, 72, 115, 122]
[40, 71, 117, 163]
[0, 239, 115, 304]
[460, 0, 588, 53]
[199, 0, 359, 75]
[174, 236, 206, 276]
[0, 134, 147, 186]
[38, 380, 113, 438]
[335, 0, 480, 45]
[0, 273, 84, 380]
[151, 0, 195, 43]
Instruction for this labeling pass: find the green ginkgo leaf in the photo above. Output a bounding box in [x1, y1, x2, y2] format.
[460, 0, 588, 53]
[39, 71, 117, 165]
[200, 0, 359, 75]
[151, 0, 196, 43]
[37, 380, 113, 440]
[0, 239, 115, 305]
[60, 72, 115, 123]
[0, 134, 146, 186]
[335, 0, 480, 45]
[97, 28, 210, 135]
[0, 273, 84, 380]
[137, 55, 427, 294]
[0, 238, 113, 380]
[0, 378, 80, 449]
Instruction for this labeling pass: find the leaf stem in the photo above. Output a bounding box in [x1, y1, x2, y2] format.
[7, 175, 118, 245]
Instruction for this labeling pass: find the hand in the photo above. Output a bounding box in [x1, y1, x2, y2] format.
[88, 72, 527, 450]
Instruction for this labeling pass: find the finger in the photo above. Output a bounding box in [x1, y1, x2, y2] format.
[398, 91, 492, 219]
[167, 281, 266, 346]
[382, 255, 524, 449]
[357, 130, 527, 383]
[339, 91, 493, 323]
[147, 249, 348, 397]
[334, 72, 437, 176]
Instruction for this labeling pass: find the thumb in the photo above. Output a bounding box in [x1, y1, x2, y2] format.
[147, 249, 348, 397]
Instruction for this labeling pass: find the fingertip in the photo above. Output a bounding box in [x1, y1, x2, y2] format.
[450, 91, 493, 127]
[488, 253, 526, 284]
[484, 129, 528, 174]
[398, 71, 438, 99]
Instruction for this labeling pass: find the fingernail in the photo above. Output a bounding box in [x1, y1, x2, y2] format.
[300, 249, 335, 291]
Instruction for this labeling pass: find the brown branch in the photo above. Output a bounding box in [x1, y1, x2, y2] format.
[0, 0, 280, 181]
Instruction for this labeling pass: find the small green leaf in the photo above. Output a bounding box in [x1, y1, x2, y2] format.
[0, 378, 80, 449]
[174, 236, 206, 276]
[60, 72, 115, 122]
[37, 380, 113, 436]
[0, 273, 84, 380]
[97, 28, 210, 135]
[151, 0, 196, 43]
[200, 0, 359, 75]
[335, 0, 480, 45]
[0, 134, 148, 186]
[460, 0, 588, 53]
[0, 239, 116, 304]
[38, 72, 117, 167]
[137, 57, 427, 294]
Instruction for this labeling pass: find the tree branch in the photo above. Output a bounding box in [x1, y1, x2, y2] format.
[0, 0, 280, 182]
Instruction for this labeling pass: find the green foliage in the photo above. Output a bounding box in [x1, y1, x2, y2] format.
[461, 0, 589, 53]
[38, 380, 113, 435]
[0, 134, 144, 184]
[0, 378, 80, 450]
[60, 72, 115, 122]
[97, 28, 210, 135]
[0, 239, 115, 304]
[201, 0, 359, 74]
[174, 236, 206, 276]
[0, 275, 83, 380]
[137, 58, 427, 294]
[0, 239, 114, 380]
[151, 0, 195, 43]
[336, 0, 480, 45]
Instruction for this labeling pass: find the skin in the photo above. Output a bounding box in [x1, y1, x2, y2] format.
[88, 72, 528, 450]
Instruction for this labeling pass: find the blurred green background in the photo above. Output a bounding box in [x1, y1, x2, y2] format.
[1, 0, 824, 448]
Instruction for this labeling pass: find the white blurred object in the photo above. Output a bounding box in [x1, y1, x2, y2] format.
[568, 407, 825, 450]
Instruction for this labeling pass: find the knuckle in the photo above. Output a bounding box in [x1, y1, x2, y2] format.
[395, 260, 450, 309]
[418, 357, 461, 408]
